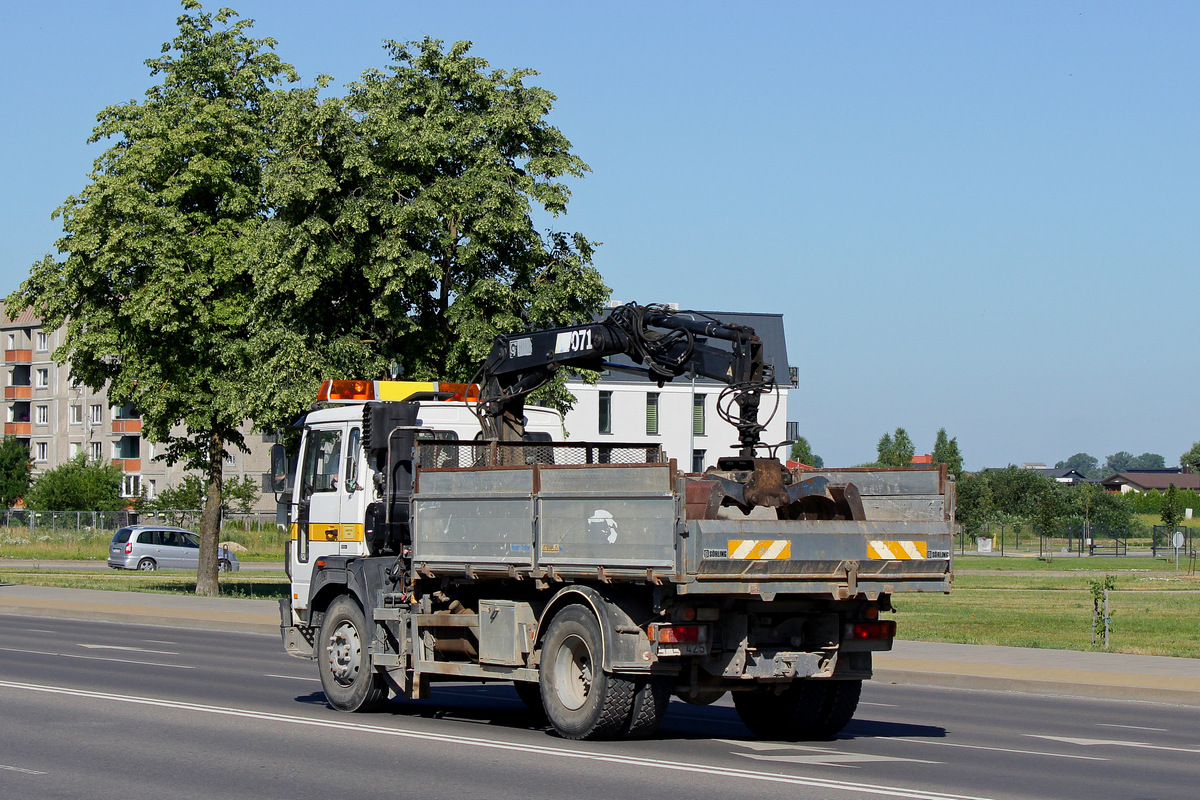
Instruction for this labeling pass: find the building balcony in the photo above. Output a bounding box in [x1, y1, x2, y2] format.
[4, 422, 31, 435]
[112, 458, 141, 472]
[4, 350, 32, 364]
[112, 419, 143, 434]
[4, 386, 32, 400]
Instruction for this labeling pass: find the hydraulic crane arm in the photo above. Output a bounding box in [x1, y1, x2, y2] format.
[476, 303, 775, 457]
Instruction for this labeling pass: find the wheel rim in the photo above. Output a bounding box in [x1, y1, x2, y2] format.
[326, 620, 362, 687]
[551, 633, 592, 711]
[139, 560, 154, 571]
[218, 561, 229, 572]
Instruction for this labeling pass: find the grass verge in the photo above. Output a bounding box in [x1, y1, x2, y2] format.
[0, 569, 288, 599]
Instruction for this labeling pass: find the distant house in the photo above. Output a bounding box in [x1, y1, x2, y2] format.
[1100, 470, 1200, 494]
[1033, 467, 1091, 485]
[910, 454, 933, 465]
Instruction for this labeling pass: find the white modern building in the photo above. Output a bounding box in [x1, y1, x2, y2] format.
[562, 309, 795, 472]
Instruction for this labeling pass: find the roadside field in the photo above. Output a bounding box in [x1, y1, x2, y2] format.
[0, 568, 288, 599]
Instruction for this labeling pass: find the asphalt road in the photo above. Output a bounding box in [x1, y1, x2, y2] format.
[1, 616, 1196, 800]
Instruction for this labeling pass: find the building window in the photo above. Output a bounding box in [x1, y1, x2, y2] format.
[121, 475, 141, 498]
[645, 393, 659, 435]
[36, 331, 47, 352]
[69, 405, 82, 425]
[6, 333, 14, 350]
[70, 442, 82, 458]
[35, 368, 49, 388]
[225, 452, 237, 468]
[148, 442, 157, 460]
[89, 442, 102, 461]
[147, 479, 157, 499]
[90, 404, 103, 424]
[693, 394, 706, 436]
[692, 449, 706, 473]
[598, 391, 612, 435]
[786, 421, 799, 441]
[36, 442, 47, 462]
[35, 405, 48, 425]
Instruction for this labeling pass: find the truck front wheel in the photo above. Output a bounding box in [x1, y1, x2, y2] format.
[734, 679, 861, 740]
[318, 596, 389, 712]
[539, 605, 634, 740]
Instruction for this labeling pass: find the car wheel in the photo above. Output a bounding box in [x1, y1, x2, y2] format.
[539, 604, 634, 740]
[218, 559, 232, 573]
[317, 596, 389, 712]
[137, 558, 157, 571]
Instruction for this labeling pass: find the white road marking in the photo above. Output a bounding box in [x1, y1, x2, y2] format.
[79, 643, 179, 655]
[142, 640, 179, 645]
[902, 739, 1106, 761]
[0, 679, 1003, 800]
[0, 763, 47, 775]
[21, 629, 56, 634]
[264, 674, 321, 683]
[1026, 735, 1200, 754]
[860, 702, 899, 707]
[1095, 723, 1168, 733]
[0, 645, 194, 670]
[723, 740, 939, 768]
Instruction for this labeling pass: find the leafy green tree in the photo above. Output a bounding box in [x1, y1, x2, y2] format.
[1181, 441, 1200, 471]
[986, 466, 1055, 519]
[1130, 452, 1166, 470]
[0, 437, 33, 508]
[789, 436, 823, 467]
[1161, 483, 1185, 531]
[955, 472, 993, 533]
[1055, 452, 1099, 479]
[8, 2, 297, 595]
[931, 428, 963, 477]
[876, 427, 915, 467]
[1103, 452, 1135, 475]
[151, 474, 206, 510]
[224, 474, 260, 514]
[246, 36, 607, 428]
[24, 456, 125, 512]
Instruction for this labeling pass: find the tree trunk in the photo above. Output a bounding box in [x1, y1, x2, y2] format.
[195, 431, 224, 597]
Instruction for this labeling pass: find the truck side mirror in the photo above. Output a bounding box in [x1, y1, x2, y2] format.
[270, 443, 290, 494]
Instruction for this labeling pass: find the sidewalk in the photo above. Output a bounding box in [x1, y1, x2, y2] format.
[3, 581, 1198, 706]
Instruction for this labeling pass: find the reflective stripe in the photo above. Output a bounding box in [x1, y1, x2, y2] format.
[727, 539, 792, 560]
[291, 523, 364, 542]
[867, 540, 929, 560]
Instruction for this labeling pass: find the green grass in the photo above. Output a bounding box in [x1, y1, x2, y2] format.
[893, 571, 1200, 657]
[0, 568, 288, 599]
[0, 523, 288, 562]
[954, 555, 1183, 571]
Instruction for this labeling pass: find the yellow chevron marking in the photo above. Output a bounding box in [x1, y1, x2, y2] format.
[728, 539, 792, 560]
[867, 540, 928, 560]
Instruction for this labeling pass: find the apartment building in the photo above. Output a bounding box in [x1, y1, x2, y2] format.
[0, 303, 273, 510]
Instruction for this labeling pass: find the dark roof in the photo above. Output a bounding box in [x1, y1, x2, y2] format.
[1100, 472, 1200, 491]
[596, 308, 789, 387]
[1035, 468, 1089, 481]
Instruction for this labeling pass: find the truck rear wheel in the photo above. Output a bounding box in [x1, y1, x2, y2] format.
[623, 677, 670, 738]
[734, 679, 861, 740]
[318, 596, 389, 712]
[539, 605, 634, 740]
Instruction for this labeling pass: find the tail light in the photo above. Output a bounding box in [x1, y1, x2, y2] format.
[654, 625, 706, 644]
[124, 542, 133, 554]
[848, 620, 896, 640]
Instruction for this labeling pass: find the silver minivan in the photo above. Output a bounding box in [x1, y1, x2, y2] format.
[107, 525, 239, 572]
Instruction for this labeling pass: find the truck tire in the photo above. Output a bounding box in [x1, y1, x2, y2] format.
[513, 681, 546, 718]
[734, 679, 861, 740]
[539, 605, 635, 740]
[623, 677, 670, 738]
[318, 596, 389, 712]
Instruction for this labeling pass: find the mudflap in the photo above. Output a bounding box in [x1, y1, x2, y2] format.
[279, 597, 315, 659]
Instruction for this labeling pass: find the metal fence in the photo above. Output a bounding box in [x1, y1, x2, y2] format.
[1151, 525, 1193, 557]
[956, 522, 1132, 557]
[0, 508, 281, 542]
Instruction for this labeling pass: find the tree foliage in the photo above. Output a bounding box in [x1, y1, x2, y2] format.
[1181, 441, 1200, 471]
[789, 436, 823, 468]
[931, 428, 963, 477]
[876, 427, 914, 468]
[24, 456, 126, 512]
[0, 437, 33, 508]
[246, 36, 607, 428]
[955, 467, 1133, 535]
[149, 472, 258, 513]
[1161, 484, 1185, 530]
[1054, 452, 1100, 479]
[8, 1, 298, 594]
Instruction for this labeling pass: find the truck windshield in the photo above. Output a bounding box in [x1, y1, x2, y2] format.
[301, 429, 343, 495]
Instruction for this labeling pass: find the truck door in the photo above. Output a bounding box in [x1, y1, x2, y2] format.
[337, 424, 367, 555]
[291, 424, 344, 610]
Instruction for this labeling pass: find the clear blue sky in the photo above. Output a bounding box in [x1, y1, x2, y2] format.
[3, 1, 1198, 470]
